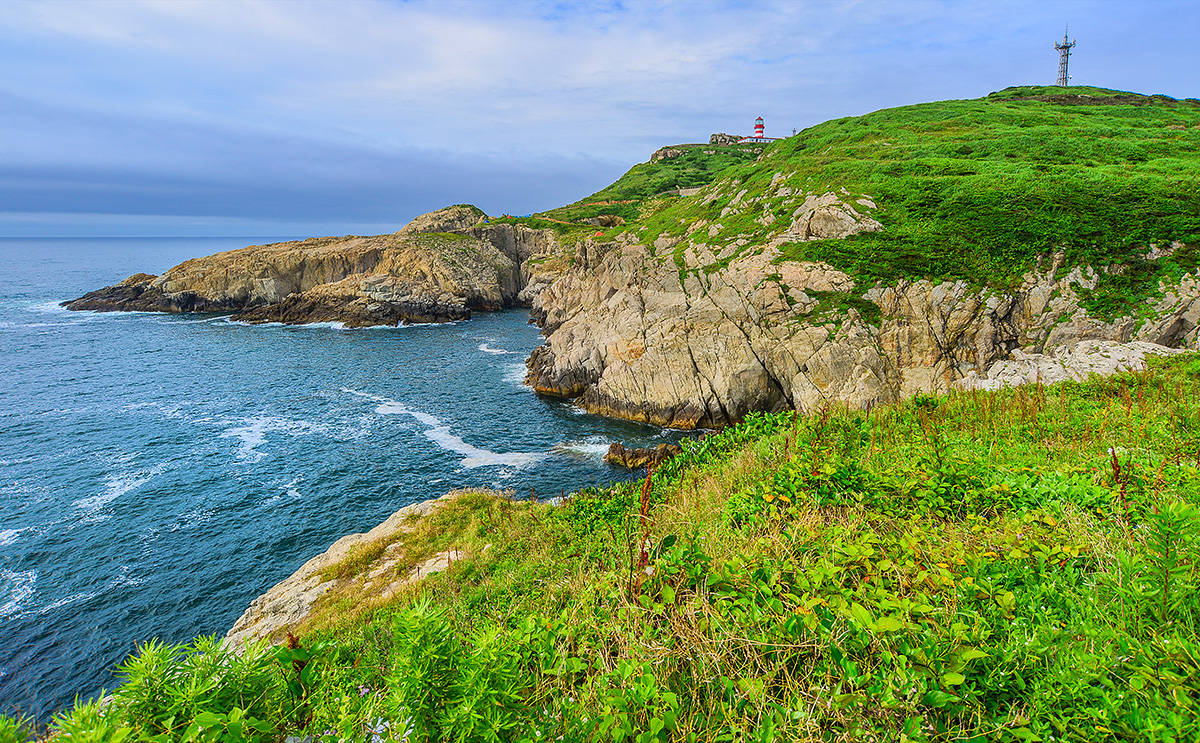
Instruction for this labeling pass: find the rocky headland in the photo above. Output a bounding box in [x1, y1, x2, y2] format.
[64, 205, 569, 327]
[65, 88, 1200, 431]
[225, 491, 472, 647]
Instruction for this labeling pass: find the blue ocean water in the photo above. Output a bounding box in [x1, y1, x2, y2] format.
[0, 237, 673, 720]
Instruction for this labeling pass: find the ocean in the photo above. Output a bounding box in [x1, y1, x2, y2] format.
[0, 237, 673, 720]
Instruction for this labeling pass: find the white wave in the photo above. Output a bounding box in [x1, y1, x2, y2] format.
[169, 508, 215, 532]
[219, 318, 453, 331]
[75, 462, 170, 515]
[0, 320, 60, 329]
[0, 528, 27, 546]
[478, 342, 514, 355]
[28, 300, 71, 315]
[37, 589, 98, 614]
[266, 477, 304, 505]
[343, 388, 542, 469]
[220, 414, 364, 461]
[553, 436, 612, 458]
[121, 400, 191, 420]
[36, 565, 142, 616]
[163, 315, 230, 324]
[0, 570, 37, 619]
[502, 363, 527, 385]
[220, 416, 324, 462]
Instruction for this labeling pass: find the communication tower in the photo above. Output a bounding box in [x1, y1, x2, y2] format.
[1055, 26, 1076, 86]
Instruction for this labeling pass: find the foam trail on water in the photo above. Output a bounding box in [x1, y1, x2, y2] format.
[343, 388, 543, 469]
[219, 416, 329, 462]
[0, 570, 37, 619]
[478, 343, 514, 355]
[74, 462, 170, 515]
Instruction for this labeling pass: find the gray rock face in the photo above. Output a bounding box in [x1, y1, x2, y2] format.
[957, 340, 1187, 390]
[65, 206, 569, 325]
[709, 133, 742, 146]
[527, 218, 1200, 428]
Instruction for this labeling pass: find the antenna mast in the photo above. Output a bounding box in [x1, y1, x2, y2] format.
[1054, 25, 1076, 86]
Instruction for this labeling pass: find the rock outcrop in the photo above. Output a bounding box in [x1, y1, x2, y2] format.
[957, 340, 1187, 391]
[65, 206, 568, 326]
[526, 189, 1200, 428]
[604, 442, 682, 469]
[225, 492, 465, 648]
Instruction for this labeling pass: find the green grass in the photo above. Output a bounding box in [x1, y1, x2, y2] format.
[583, 144, 765, 203]
[533, 144, 766, 228]
[622, 87, 1200, 312]
[18, 354, 1200, 742]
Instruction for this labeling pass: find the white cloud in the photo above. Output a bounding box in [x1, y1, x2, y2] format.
[1, 0, 1196, 232]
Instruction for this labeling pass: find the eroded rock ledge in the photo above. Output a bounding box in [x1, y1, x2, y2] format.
[64, 205, 568, 327]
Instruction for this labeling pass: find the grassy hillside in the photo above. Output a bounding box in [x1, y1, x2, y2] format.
[12, 353, 1200, 742]
[582, 144, 766, 203]
[629, 87, 1200, 317]
[490, 143, 763, 235]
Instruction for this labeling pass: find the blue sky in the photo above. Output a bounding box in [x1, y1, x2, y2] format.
[2, 0, 1197, 237]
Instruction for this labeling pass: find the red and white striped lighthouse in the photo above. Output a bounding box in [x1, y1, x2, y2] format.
[754, 116, 764, 138]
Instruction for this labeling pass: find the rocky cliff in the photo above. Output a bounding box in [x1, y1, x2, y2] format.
[65, 205, 567, 327]
[526, 223, 1199, 428]
[519, 88, 1200, 427]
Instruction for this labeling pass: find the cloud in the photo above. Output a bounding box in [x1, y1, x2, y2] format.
[0, 0, 1197, 234]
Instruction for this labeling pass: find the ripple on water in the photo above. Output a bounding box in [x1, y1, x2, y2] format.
[0, 570, 37, 620]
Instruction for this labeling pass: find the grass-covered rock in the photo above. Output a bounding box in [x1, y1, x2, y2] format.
[16, 354, 1200, 742]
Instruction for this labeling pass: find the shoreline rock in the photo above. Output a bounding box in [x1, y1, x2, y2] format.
[604, 442, 682, 469]
[64, 206, 571, 328]
[225, 492, 464, 648]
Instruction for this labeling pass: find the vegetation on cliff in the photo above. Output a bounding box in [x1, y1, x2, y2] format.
[10, 353, 1200, 742]
[626, 87, 1200, 313]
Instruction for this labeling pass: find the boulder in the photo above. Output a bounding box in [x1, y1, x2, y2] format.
[604, 442, 683, 469]
[397, 204, 485, 235]
[709, 133, 741, 146]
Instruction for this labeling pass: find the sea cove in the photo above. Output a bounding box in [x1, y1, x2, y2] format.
[0, 238, 673, 718]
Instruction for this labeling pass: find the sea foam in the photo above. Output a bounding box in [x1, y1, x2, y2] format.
[74, 461, 171, 516]
[344, 388, 543, 469]
[552, 436, 612, 458]
[478, 342, 514, 355]
[0, 570, 37, 619]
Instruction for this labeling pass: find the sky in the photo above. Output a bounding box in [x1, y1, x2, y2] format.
[2, 0, 1198, 237]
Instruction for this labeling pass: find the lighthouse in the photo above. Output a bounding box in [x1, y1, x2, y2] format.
[738, 116, 778, 143]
